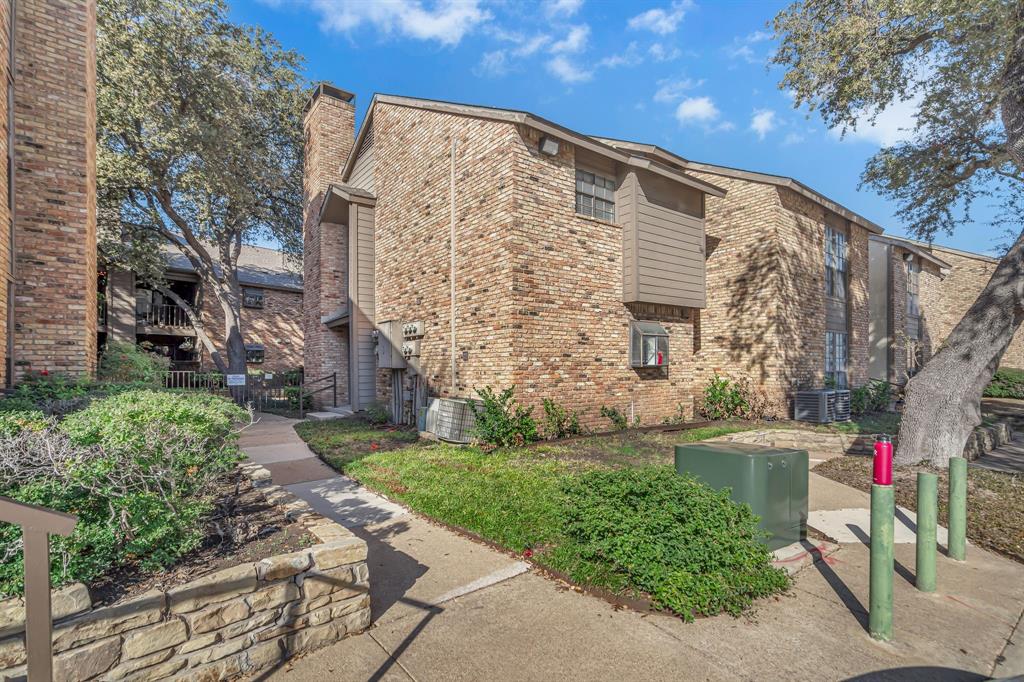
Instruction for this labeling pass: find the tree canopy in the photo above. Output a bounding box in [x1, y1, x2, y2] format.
[97, 0, 307, 370]
[772, 0, 1023, 241]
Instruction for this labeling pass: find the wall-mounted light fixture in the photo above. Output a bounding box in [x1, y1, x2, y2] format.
[539, 135, 560, 156]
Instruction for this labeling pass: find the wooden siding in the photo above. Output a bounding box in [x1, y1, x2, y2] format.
[349, 144, 375, 192]
[622, 168, 706, 308]
[348, 202, 376, 410]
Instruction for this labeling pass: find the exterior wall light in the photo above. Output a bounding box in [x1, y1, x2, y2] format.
[539, 136, 560, 156]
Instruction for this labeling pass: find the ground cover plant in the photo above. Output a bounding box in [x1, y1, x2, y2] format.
[983, 368, 1024, 400]
[0, 390, 249, 596]
[814, 457, 1024, 563]
[302, 417, 789, 619]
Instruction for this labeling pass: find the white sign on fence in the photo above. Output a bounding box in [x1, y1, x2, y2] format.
[225, 374, 247, 387]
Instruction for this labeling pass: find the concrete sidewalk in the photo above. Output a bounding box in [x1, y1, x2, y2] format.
[239, 415, 1024, 681]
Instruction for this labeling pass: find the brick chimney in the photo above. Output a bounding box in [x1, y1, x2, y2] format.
[302, 83, 356, 404]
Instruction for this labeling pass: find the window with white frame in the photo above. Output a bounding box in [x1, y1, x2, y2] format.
[824, 226, 848, 299]
[825, 331, 848, 388]
[575, 169, 615, 221]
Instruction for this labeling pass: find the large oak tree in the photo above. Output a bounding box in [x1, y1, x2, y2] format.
[97, 0, 306, 374]
[773, 0, 1024, 465]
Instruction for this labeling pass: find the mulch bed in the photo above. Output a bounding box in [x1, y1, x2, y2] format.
[90, 469, 316, 606]
[814, 457, 1024, 564]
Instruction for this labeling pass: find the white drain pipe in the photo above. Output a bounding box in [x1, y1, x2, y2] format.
[450, 137, 458, 395]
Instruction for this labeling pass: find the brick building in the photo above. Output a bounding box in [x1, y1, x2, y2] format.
[869, 236, 1024, 383]
[104, 243, 303, 374]
[302, 85, 893, 426]
[0, 0, 97, 387]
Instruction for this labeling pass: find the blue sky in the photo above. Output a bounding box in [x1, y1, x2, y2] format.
[233, 0, 1001, 255]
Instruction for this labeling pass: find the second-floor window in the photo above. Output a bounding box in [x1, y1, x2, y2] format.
[243, 287, 265, 309]
[825, 225, 847, 299]
[905, 258, 920, 320]
[575, 169, 615, 221]
[245, 344, 265, 364]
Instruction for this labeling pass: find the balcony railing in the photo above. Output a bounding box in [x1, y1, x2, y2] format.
[141, 304, 192, 328]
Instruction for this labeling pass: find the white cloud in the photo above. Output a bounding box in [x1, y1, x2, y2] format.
[543, 0, 583, 18]
[749, 109, 777, 140]
[648, 43, 681, 62]
[783, 131, 805, 145]
[513, 34, 550, 56]
[599, 42, 642, 68]
[550, 24, 589, 54]
[546, 55, 592, 83]
[476, 50, 509, 76]
[310, 0, 490, 46]
[653, 77, 701, 103]
[724, 30, 773, 64]
[834, 96, 920, 146]
[627, 1, 692, 35]
[675, 96, 720, 124]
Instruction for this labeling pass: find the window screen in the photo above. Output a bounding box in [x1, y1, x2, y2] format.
[576, 169, 615, 221]
[243, 288, 265, 309]
[825, 331, 848, 388]
[825, 225, 848, 299]
[245, 344, 265, 364]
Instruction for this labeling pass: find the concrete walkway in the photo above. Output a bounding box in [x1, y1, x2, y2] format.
[239, 415, 1024, 681]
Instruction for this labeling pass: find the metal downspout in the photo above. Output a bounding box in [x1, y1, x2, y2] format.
[450, 137, 457, 395]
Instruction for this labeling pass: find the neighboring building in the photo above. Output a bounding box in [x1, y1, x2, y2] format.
[302, 84, 889, 426]
[103, 244, 303, 373]
[1, 0, 97, 387]
[869, 236, 1024, 383]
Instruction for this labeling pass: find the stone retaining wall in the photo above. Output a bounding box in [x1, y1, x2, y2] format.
[709, 420, 1014, 461]
[0, 462, 369, 681]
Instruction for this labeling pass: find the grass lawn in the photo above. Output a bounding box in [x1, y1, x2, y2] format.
[814, 457, 1024, 563]
[296, 418, 790, 618]
[804, 411, 902, 436]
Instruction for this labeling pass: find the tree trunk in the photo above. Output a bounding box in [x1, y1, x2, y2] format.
[895, 2, 1024, 467]
[211, 276, 248, 402]
[156, 286, 228, 373]
[895, 230, 1024, 466]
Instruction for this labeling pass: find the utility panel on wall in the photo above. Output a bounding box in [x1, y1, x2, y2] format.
[375, 320, 406, 369]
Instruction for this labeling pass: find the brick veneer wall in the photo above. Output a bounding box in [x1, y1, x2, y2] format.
[370, 103, 519, 407]
[198, 286, 304, 373]
[918, 245, 1024, 370]
[303, 89, 354, 407]
[10, 0, 97, 382]
[0, 0, 10, 387]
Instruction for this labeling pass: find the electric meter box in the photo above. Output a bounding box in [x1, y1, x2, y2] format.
[674, 442, 808, 550]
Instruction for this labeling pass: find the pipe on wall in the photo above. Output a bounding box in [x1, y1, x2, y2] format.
[449, 136, 457, 395]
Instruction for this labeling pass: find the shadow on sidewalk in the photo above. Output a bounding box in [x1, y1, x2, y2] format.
[800, 540, 868, 631]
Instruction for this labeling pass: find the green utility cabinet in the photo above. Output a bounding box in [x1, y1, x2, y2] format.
[674, 442, 808, 551]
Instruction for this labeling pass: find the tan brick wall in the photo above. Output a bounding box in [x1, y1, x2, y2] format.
[199, 286, 304, 373]
[370, 103, 519, 409]
[302, 89, 354, 406]
[917, 246, 1024, 370]
[0, 0, 10, 388]
[10, 0, 97, 382]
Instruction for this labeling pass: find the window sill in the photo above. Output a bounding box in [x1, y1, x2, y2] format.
[574, 212, 621, 229]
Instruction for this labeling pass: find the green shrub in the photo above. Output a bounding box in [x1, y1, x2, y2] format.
[699, 375, 749, 420]
[473, 386, 538, 447]
[542, 398, 581, 439]
[0, 397, 39, 413]
[0, 391, 248, 596]
[12, 373, 92, 403]
[984, 368, 1024, 399]
[599, 405, 628, 431]
[284, 386, 312, 411]
[851, 380, 894, 416]
[97, 341, 170, 385]
[365, 401, 390, 425]
[560, 467, 789, 621]
[0, 410, 48, 436]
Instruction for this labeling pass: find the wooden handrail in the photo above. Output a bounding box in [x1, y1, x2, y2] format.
[0, 497, 77, 682]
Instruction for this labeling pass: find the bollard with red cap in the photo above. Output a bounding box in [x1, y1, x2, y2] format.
[869, 433, 895, 640]
[873, 434, 893, 485]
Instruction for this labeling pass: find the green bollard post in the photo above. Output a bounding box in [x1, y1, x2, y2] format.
[948, 457, 967, 561]
[915, 472, 937, 592]
[869, 483, 895, 640]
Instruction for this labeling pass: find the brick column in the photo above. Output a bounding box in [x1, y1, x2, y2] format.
[302, 84, 355, 407]
[11, 0, 97, 382]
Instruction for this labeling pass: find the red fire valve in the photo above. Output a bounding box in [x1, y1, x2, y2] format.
[873, 434, 893, 486]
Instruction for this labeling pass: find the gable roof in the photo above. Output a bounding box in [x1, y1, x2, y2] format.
[869, 234, 951, 270]
[339, 92, 726, 198]
[163, 242, 303, 292]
